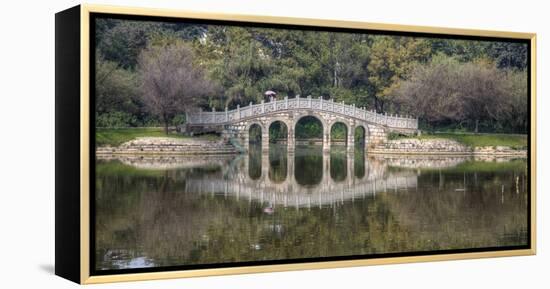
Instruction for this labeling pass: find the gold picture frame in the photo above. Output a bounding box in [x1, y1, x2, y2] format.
[55, 4, 536, 284]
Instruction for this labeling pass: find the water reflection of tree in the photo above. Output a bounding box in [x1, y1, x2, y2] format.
[95, 158, 529, 269]
[384, 164, 529, 250]
[95, 162, 221, 269]
[191, 167, 528, 263]
[354, 150, 365, 178]
[330, 147, 347, 182]
[294, 146, 323, 186]
[248, 144, 262, 180]
[249, 124, 262, 144]
[269, 144, 287, 183]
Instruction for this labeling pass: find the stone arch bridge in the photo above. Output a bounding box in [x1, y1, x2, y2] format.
[186, 95, 418, 152]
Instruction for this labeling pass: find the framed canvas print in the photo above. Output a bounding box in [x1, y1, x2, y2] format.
[55, 4, 536, 284]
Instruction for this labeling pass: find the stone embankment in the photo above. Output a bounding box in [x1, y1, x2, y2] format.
[370, 138, 526, 157]
[96, 137, 238, 155]
[96, 154, 234, 170]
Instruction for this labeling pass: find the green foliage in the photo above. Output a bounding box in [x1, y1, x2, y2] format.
[96, 128, 182, 146]
[487, 42, 528, 70]
[95, 111, 139, 128]
[269, 121, 288, 142]
[330, 122, 347, 140]
[367, 36, 432, 112]
[393, 54, 528, 133]
[248, 124, 262, 143]
[97, 20, 157, 69]
[387, 131, 406, 140]
[429, 38, 491, 63]
[95, 58, 140, 116]
[354, 126, 366, 144]
[94, 18, 529, 135]
[138, 40, 216, 133]
[171, 114, 187, 126]
[295, 116, 323, 139]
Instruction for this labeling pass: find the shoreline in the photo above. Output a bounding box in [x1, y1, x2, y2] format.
[95, 135, 527, 157]
[367, 150, 527, 157]
[96, 150, 527, 157]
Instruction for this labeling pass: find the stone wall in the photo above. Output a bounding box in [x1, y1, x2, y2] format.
[96, 137, 238, 155]
[367, 125, 387, 146]
[370, 138, 527, 157]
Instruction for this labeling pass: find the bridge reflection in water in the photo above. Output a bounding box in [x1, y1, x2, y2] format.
[188, 144, 417, 209]
[95, 146, 529, 270]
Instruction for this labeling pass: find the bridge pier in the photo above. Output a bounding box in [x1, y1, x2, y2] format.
[261, 152, 269, 180]
[288, 127, 295, 153]
[261, 131, 270, 153]
[287, 150, 295, 186]
[323, 127, 330, 153]
[347, 151, 355, 187]
[347, 124, 355, 154]
[243, 133, 249, 152]
[323, 150, 330, 180]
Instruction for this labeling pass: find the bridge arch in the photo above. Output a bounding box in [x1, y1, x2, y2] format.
[247, 122, 263, 145]
[293, 112, 328, 131]
[294, 114, 326, 147]
[246, 121, 266, 132]
[355, 124, 369, 148]
[329, 121, 349, 146]
[267, 119, 290, 145]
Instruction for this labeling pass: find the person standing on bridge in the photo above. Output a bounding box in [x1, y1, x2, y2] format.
[264, 90, 277, 102]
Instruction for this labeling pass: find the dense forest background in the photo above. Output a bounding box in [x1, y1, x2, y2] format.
[95, 18, 528, 134]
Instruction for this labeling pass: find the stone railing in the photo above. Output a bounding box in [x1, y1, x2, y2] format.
[186, 96, 418, 130]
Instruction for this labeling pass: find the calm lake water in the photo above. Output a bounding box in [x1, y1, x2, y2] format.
[95, 144, 528, 270]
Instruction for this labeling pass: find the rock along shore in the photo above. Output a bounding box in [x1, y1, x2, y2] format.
[97, 137, 527, 157]
[96, 137, 238, 155]
[369, 138, 527, 157]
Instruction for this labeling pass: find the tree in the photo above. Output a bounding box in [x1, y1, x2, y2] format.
[429, 39, 491, 63]
[392, 55, 528, 133]
[367, 36, 432, 113]
[138, 40, 215, 134]
[497, 70, 528, 133]
[458, 59, 508, 133]
[95, 57, 140, 127]
[392, 55, 464, 128]
[205, 27, 275, 108]
[487, 42, 528, 70]
[97, 20, 158, 69]
[96, 19, 528, 133]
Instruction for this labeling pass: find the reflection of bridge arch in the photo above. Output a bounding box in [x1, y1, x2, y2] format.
[268, 144, 288, 183]
[99, 153, 491, 209]
[245, 149, 391, 190]
[187, 151, 417, 208]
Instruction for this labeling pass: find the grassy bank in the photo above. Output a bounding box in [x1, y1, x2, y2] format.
[390, 132, 527, 149]
[96, 128, 219, 147]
